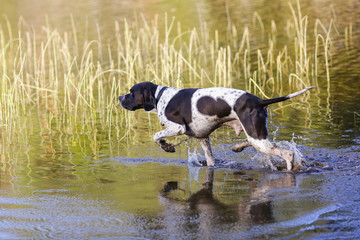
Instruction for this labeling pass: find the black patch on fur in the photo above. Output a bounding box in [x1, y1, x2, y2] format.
[155, 87, 168, 107]
[234, 93, 268, 140]
[165, 89, 198, 135]
[197, 96, 231, 118]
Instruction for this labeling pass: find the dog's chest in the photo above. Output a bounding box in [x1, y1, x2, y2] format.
[156, 87, 180, 123]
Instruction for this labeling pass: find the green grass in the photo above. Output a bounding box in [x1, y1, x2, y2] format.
[0, 0, 351, 154]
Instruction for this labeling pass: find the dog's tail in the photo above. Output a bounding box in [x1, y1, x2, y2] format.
[260, 86, 315, 106]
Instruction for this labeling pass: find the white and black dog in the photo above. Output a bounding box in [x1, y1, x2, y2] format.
[118, 82, 314, 170]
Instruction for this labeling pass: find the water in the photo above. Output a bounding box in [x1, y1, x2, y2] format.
[1, 0, 360, 239]
[1, 144, 360, 239]
[2, 135, 360, 239]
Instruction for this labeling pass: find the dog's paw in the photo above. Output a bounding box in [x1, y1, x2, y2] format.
[231, 145, 244, 152]
[160, 142, 176, 153]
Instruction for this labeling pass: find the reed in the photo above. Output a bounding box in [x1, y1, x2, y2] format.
[0, 1, 350, 155]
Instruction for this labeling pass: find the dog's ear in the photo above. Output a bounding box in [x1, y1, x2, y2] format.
[143, 88, 155, 111]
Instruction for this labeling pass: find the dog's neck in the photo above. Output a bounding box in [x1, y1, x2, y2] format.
[155, 86, 168, 108]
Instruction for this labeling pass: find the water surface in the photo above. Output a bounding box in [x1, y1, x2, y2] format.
[0, 0, 360, 239]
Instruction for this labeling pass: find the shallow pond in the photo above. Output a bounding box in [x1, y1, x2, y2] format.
[1, 0, 360, 239]
[1, 143, 360, 239]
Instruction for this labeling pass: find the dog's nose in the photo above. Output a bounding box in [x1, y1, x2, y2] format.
[118, 96, 123, 101]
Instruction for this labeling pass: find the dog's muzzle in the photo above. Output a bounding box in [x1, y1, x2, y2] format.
[118, 95, 125, 108]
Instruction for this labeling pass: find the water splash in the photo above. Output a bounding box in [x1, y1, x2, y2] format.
[272, 128, 306, 168]
[276, 134, 307, 167]
[272, 127, 280, 142]
[251, 132, 312, 171]
[185, 142, 202, 167]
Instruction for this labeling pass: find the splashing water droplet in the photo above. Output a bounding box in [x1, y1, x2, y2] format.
[185, 142, 202, 166]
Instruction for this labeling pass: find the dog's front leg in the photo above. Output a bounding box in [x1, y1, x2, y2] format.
[153, 124, 186, 152]
[199, 138, 215, 167]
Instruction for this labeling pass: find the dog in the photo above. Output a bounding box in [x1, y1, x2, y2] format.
[118, 82, 314, 170]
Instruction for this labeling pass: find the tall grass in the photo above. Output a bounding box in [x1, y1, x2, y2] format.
[0, 1, 348, 155]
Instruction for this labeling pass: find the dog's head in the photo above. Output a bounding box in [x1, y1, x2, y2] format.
[118, 82, 157, 111]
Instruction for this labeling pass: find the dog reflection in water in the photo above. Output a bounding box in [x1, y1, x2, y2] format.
[158, 169, 296, 232]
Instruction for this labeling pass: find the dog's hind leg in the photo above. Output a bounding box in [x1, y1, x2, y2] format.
[249, 138, 294, 171]
[231, 141, 252, 152]
[199, 138, 215, 167]
[270, 146, 294, 171]
[153, 124, 186, 152]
